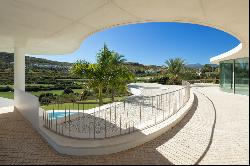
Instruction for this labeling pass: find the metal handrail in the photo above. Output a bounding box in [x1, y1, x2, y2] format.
[185, 79, 219, 84]
[41, 81, 191, 139]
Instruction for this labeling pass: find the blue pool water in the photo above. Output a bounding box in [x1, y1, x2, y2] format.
[47, 112, 76, 119]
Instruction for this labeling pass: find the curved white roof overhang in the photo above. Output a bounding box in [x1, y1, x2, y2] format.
[0, 0, 248, 63]
[210, 43, 244, 64]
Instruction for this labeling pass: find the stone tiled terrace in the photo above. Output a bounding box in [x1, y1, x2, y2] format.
[0, 86, 249, 165]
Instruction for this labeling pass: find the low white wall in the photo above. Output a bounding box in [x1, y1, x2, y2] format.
[14, 89, 40, 130]
[38, 91, 195, 156]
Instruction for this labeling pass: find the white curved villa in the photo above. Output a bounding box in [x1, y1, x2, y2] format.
[0, 0, 248, 164]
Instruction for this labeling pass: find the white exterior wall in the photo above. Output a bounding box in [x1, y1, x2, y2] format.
[14, 89, 40, 130]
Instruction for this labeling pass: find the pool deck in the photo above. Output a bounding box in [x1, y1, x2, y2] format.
[0, 86, 249, 164]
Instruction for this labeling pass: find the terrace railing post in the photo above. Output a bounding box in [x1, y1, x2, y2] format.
[50, 113, 51, 129]
[110, 103, 112, 122]
[157, 95, 159, 122]
[175, 93, 178, 113]
[162, 94, 164, 111]
[151, 97, 153, 114]
[182, 88, 184, 105]
[98, 104, 101, 118]
[129, 122, 131, 134]
[139, 99, 142, 125]
[46, 112, 49, 128]
[44, 112, 46, 127]
[183, 88, 184, 106]
[82, 103, 84, 119]
[52, 107, 54, 117]
[115, 103, 117, 125]
[48, 113, 50, 129]
[46, 112, 48, 128]
[88, 120, 91, 138]
[180, 89, 182, 106]
[64, 107, 66, 124]
[155, 97, 157, 124]
[56, 116, 57, 132]
[179, 90, 181, 108]
[61, 124, 63, 135]
[105, 110, 107, 138]
[156, 95, 158, 111]
[125, 122, 128, 133]
[119, 115, 122, 135]
[78, 117, 80, 133]
[162, 94, 164, 120]
[69, 108, 71, 136]
[51, 113, 53, 130]
[49, 111, 51, 129]
[185, 86, 187, 103]
[189, 86, 190, 99]
[133, 121, 135, 132]
[169, 93, 171, 117]
[42, 109, 44, 121]
[142, 97, 145, 123]
[124, 101, 128, 118]
[45, 112, 49, 128]
[78, 103, 79, 117]
[93, 108, 96, 139]
[58, 122, 60, 135]
[51, 112, 53, 129]
[165, 93, 168, 119]
[161, 94, 163, 111]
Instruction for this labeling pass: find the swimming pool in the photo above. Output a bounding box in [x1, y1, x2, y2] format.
[47, 111, 76, 119]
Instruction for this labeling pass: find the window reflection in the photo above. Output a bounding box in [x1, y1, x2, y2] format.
[219, 58, 249, 96]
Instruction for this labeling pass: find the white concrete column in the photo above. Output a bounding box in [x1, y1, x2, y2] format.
[14, 45, 26, 91]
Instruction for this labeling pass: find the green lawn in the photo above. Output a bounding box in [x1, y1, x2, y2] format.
[0, 89, 127, 111]
[0, 92, 13, 99]
[41, 102, 98, 111]
[42, 96, 126, 110]
[0, 89, 85, 99]
[31, 89, 84, 96]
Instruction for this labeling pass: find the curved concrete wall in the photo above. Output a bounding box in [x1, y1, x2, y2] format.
[14, 89, 40, 130]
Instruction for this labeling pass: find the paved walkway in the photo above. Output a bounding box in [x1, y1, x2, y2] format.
[193, 86, 249, 165]
[0, 97, 13, 108]
[0, 86, 248, 164]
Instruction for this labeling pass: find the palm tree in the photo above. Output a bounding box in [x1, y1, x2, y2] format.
[110, 51, 127, 65]
[107, 51, 134, 101]
[71, 44, 134, 104]
[108, 65, 134, 101]
[165, 58, 185, 85]
[71, 59, 107, 105]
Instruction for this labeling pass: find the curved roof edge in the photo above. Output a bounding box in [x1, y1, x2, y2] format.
[210, 43, 249, 64]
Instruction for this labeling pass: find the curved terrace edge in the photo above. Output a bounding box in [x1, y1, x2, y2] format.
[37, 90, 195, 156]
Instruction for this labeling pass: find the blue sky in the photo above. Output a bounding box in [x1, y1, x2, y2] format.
[30, 22, 240, 66]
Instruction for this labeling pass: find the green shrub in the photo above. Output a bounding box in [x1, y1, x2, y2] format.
[0, 86, 13, 92]
[39, 92, 56, 105]
[63, 87, 74, 94]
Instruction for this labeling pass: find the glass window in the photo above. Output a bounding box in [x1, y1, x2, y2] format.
[235, 57, 249, 95]
[220, 60, 234, 93]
